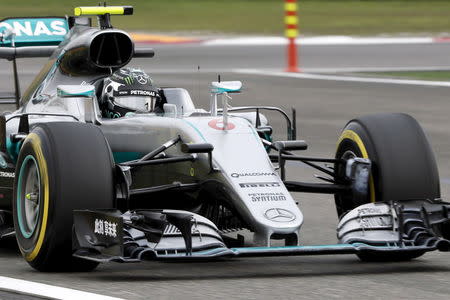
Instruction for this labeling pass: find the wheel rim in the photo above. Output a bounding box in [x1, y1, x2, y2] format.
[17, 155, 41, 239]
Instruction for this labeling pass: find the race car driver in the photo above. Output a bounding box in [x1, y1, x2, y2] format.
[100, 67, 165, 118]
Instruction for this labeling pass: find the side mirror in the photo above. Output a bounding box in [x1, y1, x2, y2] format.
[210, 81, 242, 94]
[57, 85, 96, 98]
[56, 85, 101, 124]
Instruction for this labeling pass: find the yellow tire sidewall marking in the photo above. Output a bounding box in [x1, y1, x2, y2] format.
[337, 130, 376, 203]
[22, 133, 50, 262]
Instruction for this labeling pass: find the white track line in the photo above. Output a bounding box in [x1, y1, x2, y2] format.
[0, 276, 123, 300]
[204, 36, 435, 46]
[233, 69, 450, 87]
[296, 66, 450, 73]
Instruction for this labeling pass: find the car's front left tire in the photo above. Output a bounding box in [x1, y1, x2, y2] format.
[13, 122, 115, 272]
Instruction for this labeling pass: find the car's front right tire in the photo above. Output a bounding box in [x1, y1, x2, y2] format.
[335, 113, 441, 261]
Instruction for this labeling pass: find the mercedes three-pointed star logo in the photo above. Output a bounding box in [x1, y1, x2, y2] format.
[264, 208, 296, 222]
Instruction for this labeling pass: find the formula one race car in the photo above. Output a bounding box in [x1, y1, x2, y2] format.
[0, 6, 449, 272]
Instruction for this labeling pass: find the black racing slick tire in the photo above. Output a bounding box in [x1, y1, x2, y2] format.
[13, 122, 115, 272]
[334, 113, 440, 261]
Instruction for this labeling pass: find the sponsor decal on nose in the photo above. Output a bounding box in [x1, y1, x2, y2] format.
[239, 182, 280, 188]
[208, 119, 235, 131]
[264, 208, 296, 222]
[231, 172, 276, 178]
[248, 192, 287, 202]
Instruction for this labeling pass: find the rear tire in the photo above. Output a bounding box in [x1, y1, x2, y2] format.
[334, 113, 440, 261]
[13, 122, 115, 271]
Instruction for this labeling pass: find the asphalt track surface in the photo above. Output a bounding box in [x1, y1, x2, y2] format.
[151, 43, 450, 71]
[1, 43, 450, 299]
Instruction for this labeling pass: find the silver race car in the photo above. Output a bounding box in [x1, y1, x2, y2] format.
[0, 5, 449, 271]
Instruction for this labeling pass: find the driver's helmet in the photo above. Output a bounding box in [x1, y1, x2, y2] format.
[101, 67, 162, 118]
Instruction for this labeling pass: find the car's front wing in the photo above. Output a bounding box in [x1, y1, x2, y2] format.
[73, 242, 449, 263]
[72, 200, 450, 263]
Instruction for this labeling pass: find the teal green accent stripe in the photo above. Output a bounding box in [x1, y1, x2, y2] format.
[231, 244, 358, 252]
[211, 87, 240, 93]
[17, 155, 40, 239]
[6, 138, 21, 163]
[113, 152, 144, 163]
[182, 119, 206, 142]
[156, 243, 401, 258]
[58, 89, 95, 97]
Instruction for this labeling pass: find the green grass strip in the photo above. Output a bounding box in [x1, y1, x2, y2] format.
[1, 1, 450, 35]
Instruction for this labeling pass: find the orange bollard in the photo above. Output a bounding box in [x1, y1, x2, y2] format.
[285, 0, 300, 72]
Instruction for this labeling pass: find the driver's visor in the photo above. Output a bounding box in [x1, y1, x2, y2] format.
[114, 96, 155, 112]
